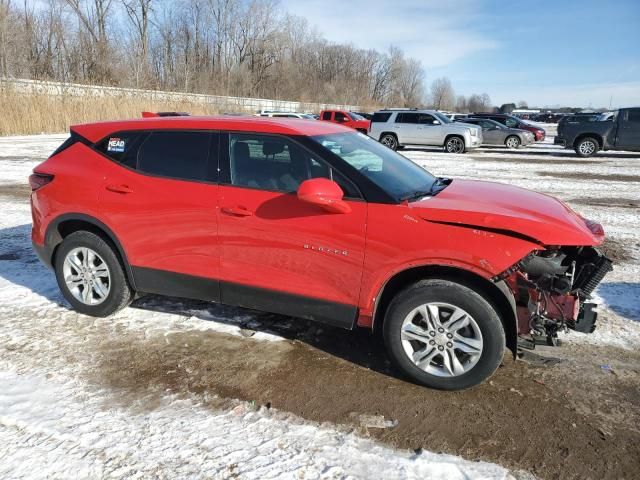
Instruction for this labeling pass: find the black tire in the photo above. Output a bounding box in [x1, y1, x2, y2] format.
[574, 137, 599, 157]
[383, 279, 505, 390]
[379, 133, 398, 151]
[54, 231, 133, 317]
[504, 135, 521, 149]
[444, 136, 466, 153]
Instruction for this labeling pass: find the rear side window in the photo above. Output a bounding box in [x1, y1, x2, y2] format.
[138, 131, 213, 182]
[396, 112, 420, 124]
[321, 111, 332, 120]
[372, 112, 392, 123]
[96, 132, 148, 168]
[625, 109, 640, 122]
[505, 118, 519, 128]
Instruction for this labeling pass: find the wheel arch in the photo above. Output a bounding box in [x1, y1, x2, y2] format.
[44, 213, 136, 289]
[574, 133, 603, 149]
[372, 264, 518, 357]
[379, 131, 398, 142]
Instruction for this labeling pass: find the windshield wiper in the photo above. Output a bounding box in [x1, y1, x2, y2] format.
[398, 177, 451, 203]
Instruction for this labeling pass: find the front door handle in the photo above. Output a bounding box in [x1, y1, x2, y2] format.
[221, 206, 253, 217]
[106, 184, 133, 194]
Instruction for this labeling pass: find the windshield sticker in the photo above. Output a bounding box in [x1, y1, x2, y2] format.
[107, 137, 126, 153]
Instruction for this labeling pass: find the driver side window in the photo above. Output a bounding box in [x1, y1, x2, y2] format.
[505, 118, 518, 127]
[228, 133, 360, 198]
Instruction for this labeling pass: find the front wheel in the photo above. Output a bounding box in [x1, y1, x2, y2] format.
[444, 136, 465, 153]
[380, 133, 398, 151]
[505, 135, 521, 149]
[575, 137, 599, 157]
[54, 231, 133, 317]
[383, 279, 505, 390]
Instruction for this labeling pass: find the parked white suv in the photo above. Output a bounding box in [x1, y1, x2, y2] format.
[369, 109, 482, 153]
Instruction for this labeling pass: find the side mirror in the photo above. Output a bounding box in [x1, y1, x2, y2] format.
[432, 120, 441, 125]
[297, 178, 351, 214]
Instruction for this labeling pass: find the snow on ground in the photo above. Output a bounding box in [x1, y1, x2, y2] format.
[0, 134, 517, 479]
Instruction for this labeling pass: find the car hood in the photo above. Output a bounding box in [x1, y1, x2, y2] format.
[410, 179, 603, 246]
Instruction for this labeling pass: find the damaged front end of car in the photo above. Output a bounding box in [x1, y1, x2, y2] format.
[497, 245, 613, 347]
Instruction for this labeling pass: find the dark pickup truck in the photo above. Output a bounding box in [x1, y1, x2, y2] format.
[555, 107, 640, 157]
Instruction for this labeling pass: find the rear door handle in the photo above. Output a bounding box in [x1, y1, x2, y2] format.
[106, 184, 133, 194]
[221, 206, 253, 217]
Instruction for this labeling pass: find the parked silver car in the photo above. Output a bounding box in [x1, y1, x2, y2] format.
[456, 118, 534, 148]
[369, 109, 482, 153]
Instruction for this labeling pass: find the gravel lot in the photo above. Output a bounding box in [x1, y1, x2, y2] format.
[1, 128, 639, 480]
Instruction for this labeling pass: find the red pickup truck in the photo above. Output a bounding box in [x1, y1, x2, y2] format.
[320, 110, 370, 134]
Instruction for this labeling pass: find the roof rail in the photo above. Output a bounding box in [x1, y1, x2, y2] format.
[141, 111, 191, 118]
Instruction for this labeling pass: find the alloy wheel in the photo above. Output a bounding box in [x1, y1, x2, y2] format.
[400, 302, 483, 377]
[505, 137, 520, 149]
[446, 137, 464, 153]
[63, 247, 111, 305]
[381, 135, 397, 149]
[579, 140, 596, 156]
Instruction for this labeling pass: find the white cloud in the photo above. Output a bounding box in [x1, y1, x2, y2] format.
[280, 0, 499, 68]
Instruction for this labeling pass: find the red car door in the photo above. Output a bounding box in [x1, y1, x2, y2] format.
[216, 132, 367, 327]
[97, 130, 220, 299]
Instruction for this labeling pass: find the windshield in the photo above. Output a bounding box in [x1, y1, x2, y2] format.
[348, 112, 364, 120]
[432, 111, 452, 124]
[311, 132, 439, 201]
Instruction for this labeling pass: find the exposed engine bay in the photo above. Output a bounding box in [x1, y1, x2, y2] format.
[500, 246, 613, 347]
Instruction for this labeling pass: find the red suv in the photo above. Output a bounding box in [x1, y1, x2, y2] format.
[30, 115, 611, 390]
[319, 110, 371, 134]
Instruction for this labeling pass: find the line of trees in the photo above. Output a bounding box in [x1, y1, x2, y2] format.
[0, 0, 427, 107]
[429, 76, 492, 113]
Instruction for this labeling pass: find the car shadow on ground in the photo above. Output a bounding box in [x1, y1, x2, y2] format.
[0, 223, 398, 380]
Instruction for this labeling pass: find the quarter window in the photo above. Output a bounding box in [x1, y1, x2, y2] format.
[97, 132, 148, 168]
[138, 131, 213, 181]
[372, 112, 392, 123]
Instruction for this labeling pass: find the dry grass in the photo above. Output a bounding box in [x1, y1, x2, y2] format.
[0, 88, 223, 135]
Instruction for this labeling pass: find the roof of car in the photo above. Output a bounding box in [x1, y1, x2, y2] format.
[71, 116, 351, 143]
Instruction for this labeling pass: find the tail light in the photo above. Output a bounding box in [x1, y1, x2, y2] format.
[29, 173, 54, 191]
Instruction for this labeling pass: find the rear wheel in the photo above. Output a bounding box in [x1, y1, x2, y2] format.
[383, 279, 505, 390]
[380, 133, 398, 151]
[505, 135, 521, 149]
[54, 231, 133, 317]
[575, 137, 599, 157]
[444, 136, 465, 153]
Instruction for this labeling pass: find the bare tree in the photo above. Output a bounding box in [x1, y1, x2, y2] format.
[430, 76, 455, 111]
[122, 0, 152, 87]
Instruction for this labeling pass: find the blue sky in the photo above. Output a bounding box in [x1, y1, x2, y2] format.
[280, 0, 640, 108]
